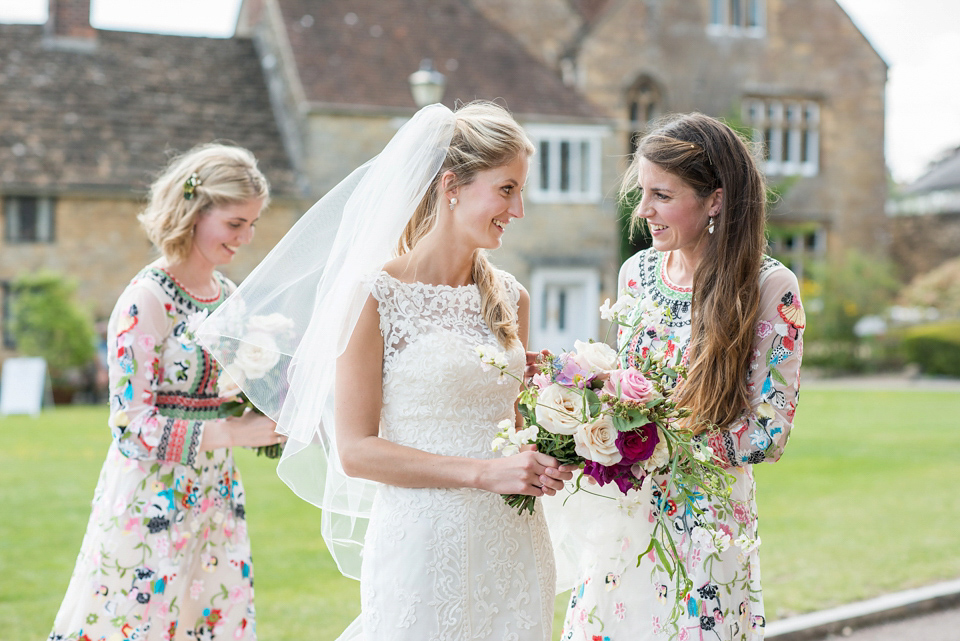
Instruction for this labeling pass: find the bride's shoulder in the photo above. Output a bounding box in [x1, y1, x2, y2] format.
[493, 268, 525, 305]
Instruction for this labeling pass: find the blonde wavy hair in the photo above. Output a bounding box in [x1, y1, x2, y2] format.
[398, 101, 534, 349]
[138, 143, 270, 263]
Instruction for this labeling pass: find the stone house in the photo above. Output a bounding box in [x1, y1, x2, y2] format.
[887, 147, 960, 280]
[1, 0, 888, 366]
[468, 0, 889, 279]
[0, 0, 300, 363]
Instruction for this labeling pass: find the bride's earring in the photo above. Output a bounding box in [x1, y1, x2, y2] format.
[449, 197, 458, 211]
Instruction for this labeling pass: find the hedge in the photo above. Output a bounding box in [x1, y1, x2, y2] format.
[901, 321, 960, 377]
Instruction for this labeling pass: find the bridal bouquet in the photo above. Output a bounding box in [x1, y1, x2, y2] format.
[215, 313, 294, 459]
[478, 294, 735, 608]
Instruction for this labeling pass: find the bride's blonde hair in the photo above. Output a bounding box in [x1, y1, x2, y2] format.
[398, 101, 534, 348]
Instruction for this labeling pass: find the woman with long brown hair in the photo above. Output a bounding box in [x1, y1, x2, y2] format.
[557, 113, 805, 640]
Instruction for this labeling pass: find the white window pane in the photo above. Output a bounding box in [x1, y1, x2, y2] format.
[539, 140, 550, 191]
[710, 0, 724, 25]
[580, 140, 591, 192]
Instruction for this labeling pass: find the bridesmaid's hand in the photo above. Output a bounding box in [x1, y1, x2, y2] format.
[524, 349, 552, 381]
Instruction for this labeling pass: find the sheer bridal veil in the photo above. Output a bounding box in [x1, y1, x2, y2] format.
[197, 104, 456, 579]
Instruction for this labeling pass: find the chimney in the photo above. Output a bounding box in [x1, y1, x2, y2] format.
[44, 0, 97, 51]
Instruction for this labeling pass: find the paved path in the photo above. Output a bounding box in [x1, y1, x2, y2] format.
[767, 579, 960, 640]
[802, 373, 960, 392]
[809, 606, 960, 640]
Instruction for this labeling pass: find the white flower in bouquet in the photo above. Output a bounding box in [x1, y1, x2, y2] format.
[217, 364, 246, 399]
[534, 384, 583, 435]
[636, 431, 669, 474]
[574, 415, 622, 466]
[714, 529, 733, 552]
[185, 309, 210, 336]
[234, 332, 281, 380]
[734, 535, 761, 554]
[492, 418, 538, 457]
[247, 313, 296, 336]
[599, 292, 638, 322]
[572, 339, 618, 373]
[475, 344, 509, 371]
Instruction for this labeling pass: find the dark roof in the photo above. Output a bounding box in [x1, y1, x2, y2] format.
[278, 0, 599, 119]
[0, 25, 297, 196]
[906, 146, 960, 194]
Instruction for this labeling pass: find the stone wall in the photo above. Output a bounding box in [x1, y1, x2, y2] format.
[889, 212, 960, 281]
[0, 194, 305, 362]
[471, 0, 890, 263]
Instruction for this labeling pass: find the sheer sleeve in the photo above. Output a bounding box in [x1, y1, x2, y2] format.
[107, 284, 218, 466]
[701, 267, 805, 468]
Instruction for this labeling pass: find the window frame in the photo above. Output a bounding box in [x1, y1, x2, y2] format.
[529, 266, 601, 354]
[707, 0, 766, 37]
[3, 195, 56, 244]
[524, 125, 606, 204]
[743, 98, 820, 177]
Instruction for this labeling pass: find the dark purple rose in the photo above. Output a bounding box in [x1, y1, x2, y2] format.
[583, 460, 620, 486]
[584, 460, 644, 494]
[616, 423, 660, 465]
[613, 471, 641, 493]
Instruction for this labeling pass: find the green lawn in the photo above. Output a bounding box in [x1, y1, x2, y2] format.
[2, 389, 958, 639]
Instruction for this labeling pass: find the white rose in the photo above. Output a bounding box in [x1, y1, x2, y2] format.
[217, 364, 246, 398]
[234, 331, 280, 380]
[247, 313, 295, 336]
[572, 340, 618, 372]
[639, 432, 669, 473]
[574, 415, 623, 466]
[535, 384, 583, 435]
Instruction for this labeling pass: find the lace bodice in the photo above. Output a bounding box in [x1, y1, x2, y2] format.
[370, 271, 525, 458]
[357, 270, 555, 641]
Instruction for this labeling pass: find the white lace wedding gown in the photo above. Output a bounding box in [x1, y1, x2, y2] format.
[349, 270, 555, 640]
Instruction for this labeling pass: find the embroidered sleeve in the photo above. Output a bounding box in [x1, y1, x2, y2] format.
[107, 284, 208, 466]
[703, 268, 804, 467]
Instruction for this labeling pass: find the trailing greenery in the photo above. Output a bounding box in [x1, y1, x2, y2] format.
[3, 394, 959, 640]
[901, 321, 960, 377]
[10, 271, 95, 384]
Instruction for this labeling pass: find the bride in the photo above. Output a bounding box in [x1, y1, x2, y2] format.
[200, 101, 572, 640]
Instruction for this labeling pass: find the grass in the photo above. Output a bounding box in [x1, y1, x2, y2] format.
[1, 389, 958, 639]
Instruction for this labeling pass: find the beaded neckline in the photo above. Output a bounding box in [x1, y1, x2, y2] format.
[151, 267, 223, 304]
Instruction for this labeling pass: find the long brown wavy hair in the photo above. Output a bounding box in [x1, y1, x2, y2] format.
[622, 113, 767, 431]
[398, 101, 535, 349]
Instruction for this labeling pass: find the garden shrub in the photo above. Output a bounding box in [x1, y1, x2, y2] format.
[901, 321, 960, 377]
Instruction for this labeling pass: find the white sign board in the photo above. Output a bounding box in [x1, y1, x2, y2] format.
[0, 357, 48, 416]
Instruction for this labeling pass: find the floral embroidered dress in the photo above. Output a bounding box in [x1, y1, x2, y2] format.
[560, 249, 804, 641]
[50, 265, 256, 641]
[349, 270, 556, 641]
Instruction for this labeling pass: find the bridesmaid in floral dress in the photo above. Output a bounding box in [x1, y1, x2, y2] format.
[556, 114, 804, 641]
[50, 144, 280, 641]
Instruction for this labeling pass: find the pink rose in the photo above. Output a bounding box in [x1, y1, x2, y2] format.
[603, 369, 656, 403]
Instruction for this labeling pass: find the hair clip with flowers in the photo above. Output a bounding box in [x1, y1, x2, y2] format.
[183, 172, 202, 200]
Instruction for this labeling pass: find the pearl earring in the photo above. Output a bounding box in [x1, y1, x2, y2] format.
[449, 197, 458, 211]
[707, 217, 715, 235]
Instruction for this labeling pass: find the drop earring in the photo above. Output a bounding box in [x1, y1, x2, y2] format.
[707, 216, 715, 235]
[449, 197, 458, 211]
